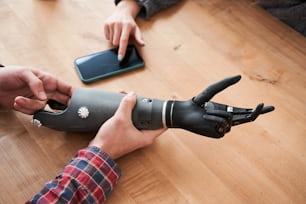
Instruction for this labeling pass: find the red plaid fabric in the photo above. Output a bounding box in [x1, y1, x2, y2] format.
[26, 146, 121, 204]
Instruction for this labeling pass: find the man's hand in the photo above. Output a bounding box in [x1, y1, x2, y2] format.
[0, 65, 73, 114]
[89, 92, 166, 159]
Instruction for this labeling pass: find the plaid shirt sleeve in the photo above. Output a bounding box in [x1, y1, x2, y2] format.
[26, 146, 121, 204]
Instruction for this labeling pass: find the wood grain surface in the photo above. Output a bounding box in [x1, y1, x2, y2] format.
[0, 0, 305, 203]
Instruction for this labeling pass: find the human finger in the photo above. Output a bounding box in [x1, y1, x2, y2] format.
[115, 91, 137, 119]
[107, 23, 114, 44]
[47, 92, 71, 106]
[19, 69, 47, 100]
[113, 23, 123, 46]
[118, 25, 132, 61]
[14, 96, 46, 115]
[104, 23, 110, 40]
[133, 26, 145, 46]
[33, 71, 73, 103]
[54, 78, 73, 98]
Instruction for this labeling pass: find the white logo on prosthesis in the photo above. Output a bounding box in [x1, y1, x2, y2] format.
[32, 119, 42, 127]
[78, 107, 89, 119]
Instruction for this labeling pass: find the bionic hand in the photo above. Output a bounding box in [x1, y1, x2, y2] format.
[33, 75, 274, 138]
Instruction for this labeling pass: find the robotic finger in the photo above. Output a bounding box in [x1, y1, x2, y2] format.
[204, 101, 275, 126]
[231, 104, 275, 126]
[193, 75, 241, 106]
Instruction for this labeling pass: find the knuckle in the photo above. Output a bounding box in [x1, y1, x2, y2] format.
[125, 21, 136, 28]
[112, 116, 125, 127]
[31, 80, 43, 90]
[120, 37, 129, 44]
[112, 40, 119, 46]
[109, 21, 117, 26]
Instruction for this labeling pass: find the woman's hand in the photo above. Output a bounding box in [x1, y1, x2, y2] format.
[104, 0, 145, 61]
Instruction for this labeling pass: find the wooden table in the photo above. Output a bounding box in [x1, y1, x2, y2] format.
[1, 0, 305, 203]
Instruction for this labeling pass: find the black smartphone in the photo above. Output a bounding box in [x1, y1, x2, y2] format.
[74, 44, 145, 83]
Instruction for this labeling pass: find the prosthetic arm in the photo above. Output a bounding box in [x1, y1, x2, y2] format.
[33, 75, 274, 138]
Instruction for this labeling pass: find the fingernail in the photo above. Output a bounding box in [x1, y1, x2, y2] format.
[118, 55, 123, 61]
[15, 98, 25, 105]
[38, 91, 47, 100]
[140, 40, 145, 46]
